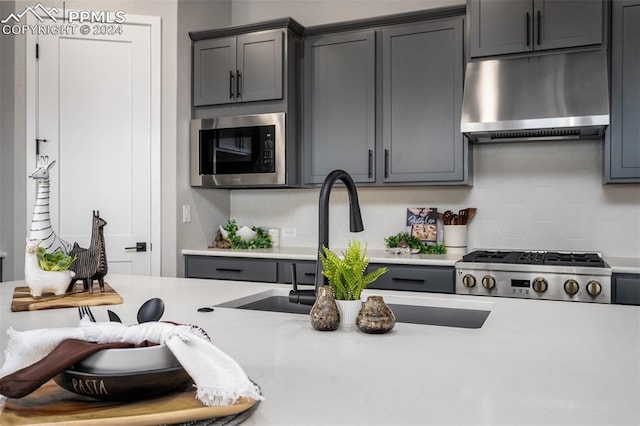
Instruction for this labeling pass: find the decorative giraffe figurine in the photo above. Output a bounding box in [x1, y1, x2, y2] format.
[28, 156, 71, 255]
[68, 211, 107, 294]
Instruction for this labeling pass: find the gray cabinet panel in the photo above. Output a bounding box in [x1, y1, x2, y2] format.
[278, 260, 318, 285]
[237, 31, 283, 103]
[193, 38, 236, 106]
[185, 256, 278, 282]
[613, 273, 640, 305]
[607, 1, 640, 181]
[304, 31, 376, 184]
[535, 0, 602, 50]
[193, 30, 284, 107]
[368, 264, 455, 293]
[382, 19, 465, 182]
[469, 0, 531, 57]
[469, 0, 603, 58]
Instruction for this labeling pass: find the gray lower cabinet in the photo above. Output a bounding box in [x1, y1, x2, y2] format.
[184, 255, 454, 294]
[303, 16, 467, 186]
[605, 1, 640, 182]
[278, 260, 318, 286]
[613, 273, 640, 305]
[185, 256, 278, 283]
[382, 19, 465, 183]
[368, 264, 455, 293]
[193, 30, 283, 106]
[468, 0, 603, 58]
[303, 31, 376, 184]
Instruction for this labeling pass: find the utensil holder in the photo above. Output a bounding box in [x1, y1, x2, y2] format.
[444, 225, 468, 254]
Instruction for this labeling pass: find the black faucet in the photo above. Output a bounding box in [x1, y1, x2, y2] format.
[289, 169, 364, 305]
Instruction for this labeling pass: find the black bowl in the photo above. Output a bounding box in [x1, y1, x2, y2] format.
[53, 365, 191, 401]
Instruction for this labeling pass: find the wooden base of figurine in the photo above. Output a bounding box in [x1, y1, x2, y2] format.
[10, 282, 123, 312]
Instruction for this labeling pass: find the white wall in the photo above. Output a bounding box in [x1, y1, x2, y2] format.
[227, 0, 640, 259]
[231, 0, 464, 26]
[231, 140, 640, 258]
[176, 0, 232, 277]
[0, 1, 12, 280]
[1, 0, 232, 280]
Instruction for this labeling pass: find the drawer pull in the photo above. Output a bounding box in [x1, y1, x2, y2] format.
[216, 268, 242, 273]
[303, 272, 316, 277]
[391, 277, 425, 284]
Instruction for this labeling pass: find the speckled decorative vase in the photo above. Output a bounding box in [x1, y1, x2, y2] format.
[310, 285, 340, 331]
[356, 296, 396, 334]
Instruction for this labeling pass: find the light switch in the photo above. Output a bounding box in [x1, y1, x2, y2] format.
[182, 204, 191, 223]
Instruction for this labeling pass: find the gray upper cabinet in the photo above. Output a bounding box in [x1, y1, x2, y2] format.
[303, 31, 376, 184]
[605, 1, 640, 182]
[469, 0, 603, 58]
[193, 30, 283, 106]
[303, 15, 468, 186]
[382, 19, 465, 183]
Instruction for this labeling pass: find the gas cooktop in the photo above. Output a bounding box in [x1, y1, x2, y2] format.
[455, 250, 611, 304]
[461, 250, 606, 268]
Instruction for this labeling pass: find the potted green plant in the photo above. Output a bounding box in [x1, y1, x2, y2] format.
[319, 240, 387, 328]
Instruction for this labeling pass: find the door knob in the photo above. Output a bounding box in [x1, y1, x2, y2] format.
[125, 242, 147, 252]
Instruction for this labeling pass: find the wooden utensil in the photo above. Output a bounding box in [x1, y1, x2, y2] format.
[458, 209, 468, 225]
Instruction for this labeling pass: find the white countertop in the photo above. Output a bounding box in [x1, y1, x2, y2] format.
[606, 257, 640, 274]
[1, 275, 639, 425]
[182, 246, 461, 266]
[183, 247, 640, 273]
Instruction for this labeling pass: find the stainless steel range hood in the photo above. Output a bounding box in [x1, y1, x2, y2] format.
[461, 50, 609, 143]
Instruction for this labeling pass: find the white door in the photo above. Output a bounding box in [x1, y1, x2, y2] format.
[26, 15, 161, 276]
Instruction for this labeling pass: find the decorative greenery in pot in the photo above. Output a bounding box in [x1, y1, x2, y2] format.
[37, 247, 76, 271]
[319, 240, 388, 301]
[223, 219, 272, 250]
[385, 232, 446, 254]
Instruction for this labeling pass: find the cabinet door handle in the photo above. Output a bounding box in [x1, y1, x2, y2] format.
[526, 12, 531, 46]
[236, 70, 241, 97]
[391, 277, 425, 284]
[216, 268, 242, 273]
[229, 70, 234, 99]
[303, 272, 316, 277]
[536, 11, 541, 45]
[384, 149, 390, 179]
[368, 149, 373, 178]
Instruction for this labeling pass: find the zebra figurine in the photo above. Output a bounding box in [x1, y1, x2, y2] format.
[28, 156, 71, 254]
[68, 211, 108, 294]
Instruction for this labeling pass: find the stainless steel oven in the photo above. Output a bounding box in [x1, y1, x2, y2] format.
[190, 112, 288, 187]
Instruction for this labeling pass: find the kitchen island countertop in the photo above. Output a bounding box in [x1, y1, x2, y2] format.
[1, 274, 638, 425]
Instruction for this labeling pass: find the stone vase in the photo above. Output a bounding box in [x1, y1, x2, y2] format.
[334, 299, 363, 329]
[356, 296, 396, 334]
[309, 285, 340, 331]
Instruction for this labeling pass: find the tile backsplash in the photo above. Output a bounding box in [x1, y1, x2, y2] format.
[231, 140, 640, 258]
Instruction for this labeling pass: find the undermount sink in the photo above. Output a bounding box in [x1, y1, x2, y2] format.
[216, 289, 493, 329]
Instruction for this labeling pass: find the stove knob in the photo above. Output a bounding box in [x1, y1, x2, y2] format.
[564, 279, 579, 296]
[462, 274, 476, 288]
[482, 275, 496, 289]
[532, 277, 548, 293]
[586, 280, 602, 297]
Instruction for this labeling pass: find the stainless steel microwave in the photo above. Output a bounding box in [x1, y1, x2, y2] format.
[190, 112, 291, 187]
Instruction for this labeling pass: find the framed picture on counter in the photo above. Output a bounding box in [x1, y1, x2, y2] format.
[406, 207, 437, 245]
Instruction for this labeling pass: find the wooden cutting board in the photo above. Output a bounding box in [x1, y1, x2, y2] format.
[0, 380, 257, 425]
[11, 283, 123, 312]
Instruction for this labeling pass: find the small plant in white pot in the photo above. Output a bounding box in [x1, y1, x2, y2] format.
[319, 240, 388, 328]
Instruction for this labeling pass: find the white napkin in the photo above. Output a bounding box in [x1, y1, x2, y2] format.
[0, 318, 263, 406]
